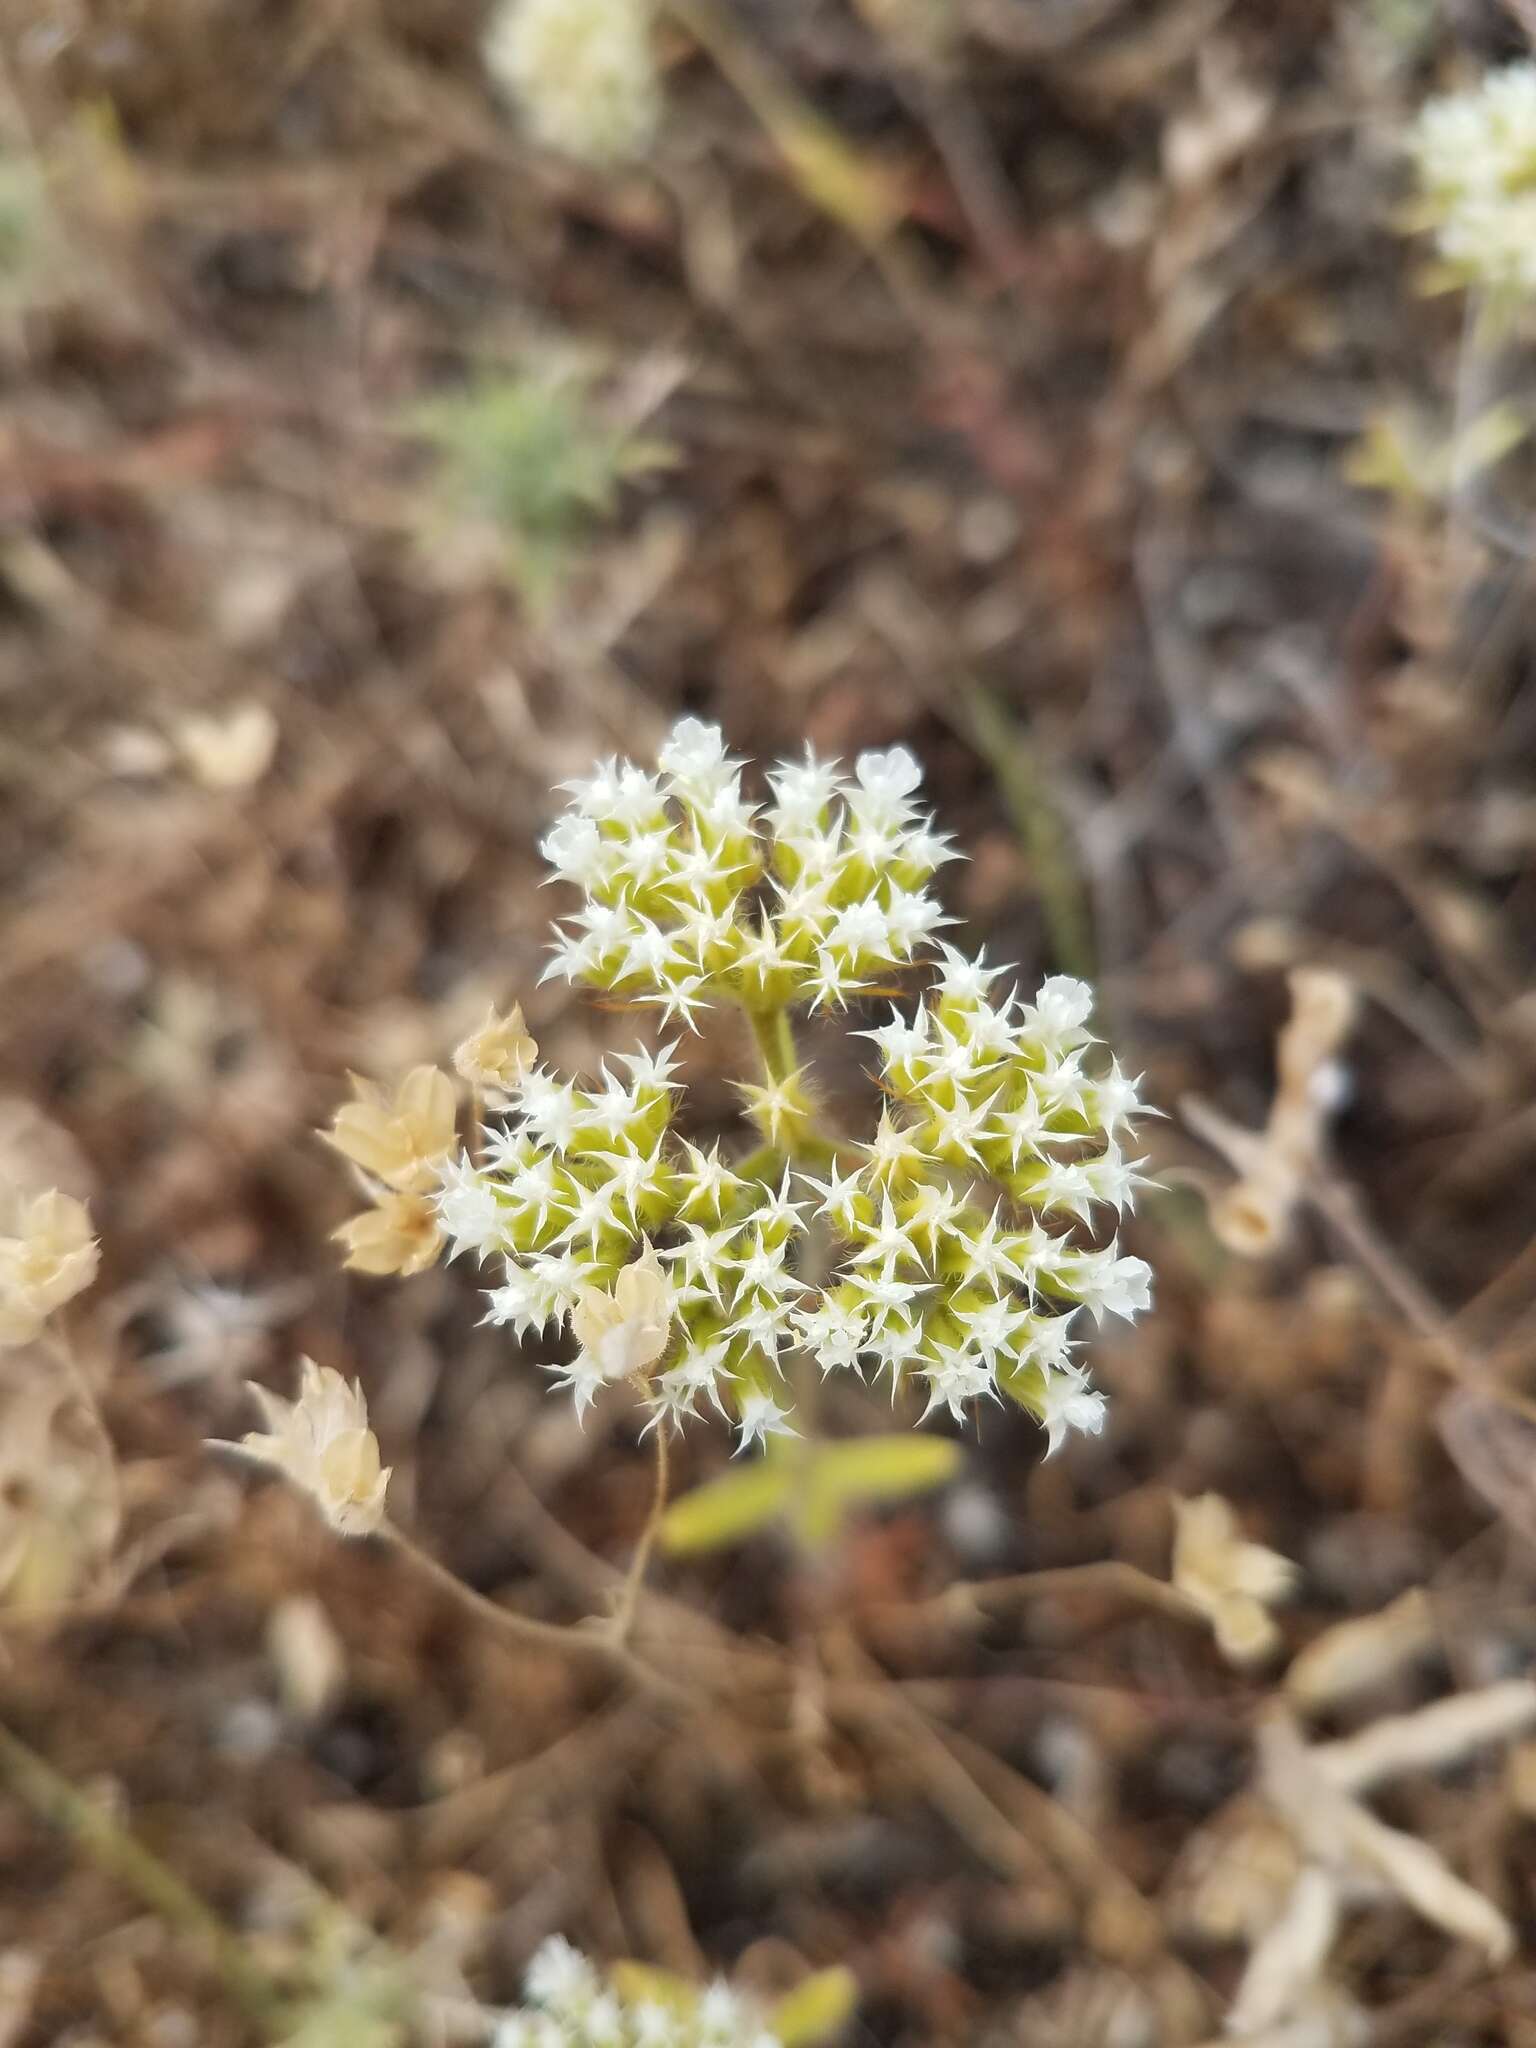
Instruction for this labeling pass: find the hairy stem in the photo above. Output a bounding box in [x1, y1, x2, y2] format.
[608, 1411, 671, 1645]
[745, 1002, 798, 1085]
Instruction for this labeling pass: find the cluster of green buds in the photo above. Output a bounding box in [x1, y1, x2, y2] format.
[419, 719, 1152, 1456]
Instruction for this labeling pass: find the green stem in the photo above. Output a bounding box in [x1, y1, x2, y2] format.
[745, 1003, 798, 1086]
[0, 1720, 287, 2026]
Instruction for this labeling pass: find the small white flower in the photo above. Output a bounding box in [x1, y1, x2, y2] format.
[658, 716, 733, 790]
[792, 1297, 868, 1373]
[434, 1154, 509, 1262]
[524, 1933, 600, 2015]
[1059, 1248, 1153, 1324]
[766, 749, 845, 832]
[734, 1387, 798, 1452]
[519, 1071, 583, 1152]
[920, 1350, 996, 1423]
[1024, 974, 1095, 1044]
[852, 744, 922, 816]
[1039, 1371, 1107, 1458]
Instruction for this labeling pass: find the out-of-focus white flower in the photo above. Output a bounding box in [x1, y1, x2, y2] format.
[500, 1935, 785, 2046]
[229, 1358, 390, 1538]
[484, 0, 661, 166]
[1410, 64, 1536, 298]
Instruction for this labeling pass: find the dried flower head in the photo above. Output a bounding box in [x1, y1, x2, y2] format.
[456, 1003, 539, 1105]
[333, 1190, 445, 1278]
[0, 1189, 100, 1348]
[230, 1358, 390, 1537]
[495, 1936, 782, 2048]
[1409, 63, 1536, 299]
[484, 0, 661, 167]
[1173, 1492, 1297, 1666]
[325, 1066, 457, 1195]
[406, 717, 1155, 1456]
[567, 1242, 675, 1414]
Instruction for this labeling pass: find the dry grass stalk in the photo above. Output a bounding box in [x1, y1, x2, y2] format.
[1183, 968, 1356, 1255]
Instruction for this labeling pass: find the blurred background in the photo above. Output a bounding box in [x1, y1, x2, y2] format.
[5, 0, 1536, 2042]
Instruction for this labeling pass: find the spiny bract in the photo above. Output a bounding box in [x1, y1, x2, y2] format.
[431, 718, 1153, 1455]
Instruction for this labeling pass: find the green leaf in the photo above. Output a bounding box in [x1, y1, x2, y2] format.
[607, 1962, 698, 2017]
[770, 1967, 859, 2046]
[810, 1433, 964, 1506]
[791, 1434, 964, 1552]
[659, 1461, 795, 1555]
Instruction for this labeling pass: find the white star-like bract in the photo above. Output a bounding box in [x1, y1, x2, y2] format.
[496, 1933, 784, 2047]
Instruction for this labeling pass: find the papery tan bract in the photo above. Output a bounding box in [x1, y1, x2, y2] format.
[324, 1067, 457, 1195]
[0, 1189, 100, 1348]
[233, 1358, 390, 1538]
[454, 1002, 539, 1105]
[571, 1241, 675, 1381]
[333, 1189, 446, 1278]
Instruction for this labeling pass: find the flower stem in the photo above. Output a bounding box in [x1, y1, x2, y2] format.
[379, 1522, 676, 1698]
[745, 1002, 798, 1085]
[608, 1410, 671, 1645]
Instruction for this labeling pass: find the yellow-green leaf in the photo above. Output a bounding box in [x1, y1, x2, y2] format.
[607, 1962, 698, 2016]
[770, 1967, 859, 2046]
[659, 1461, 795, 1555]
[811, 1433, 964, 1506]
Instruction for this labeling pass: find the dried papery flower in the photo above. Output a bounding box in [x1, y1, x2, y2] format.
[566, 1243, 675, 1417]
[1172, 1492, 1297, 1666]
[1285, 1589, 1437, 1711]
[324, 1067, 457, 1195]
[229, 1358, 389, 1537]
[1184, 967, 1355, 1256]
[455, 1003, 538, 1105]
[1258, 1710, 1516, 1968]
[0, 1189, 100, 1348]
[333, 1190, 445, 1278]
[173, 701, 279, 790]
[484, 0, 661, 168]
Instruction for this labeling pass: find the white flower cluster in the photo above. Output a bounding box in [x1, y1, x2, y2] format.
[494, 1937, 779, 2048]
[484, 0, 661, 167]
[439, 1038, 815, 1447]
[541, 720, 957, 1026]
[431, 717, 1153, 1456]
[1410, 63, 1536, 298]
[798, 949, 1150, 1446]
